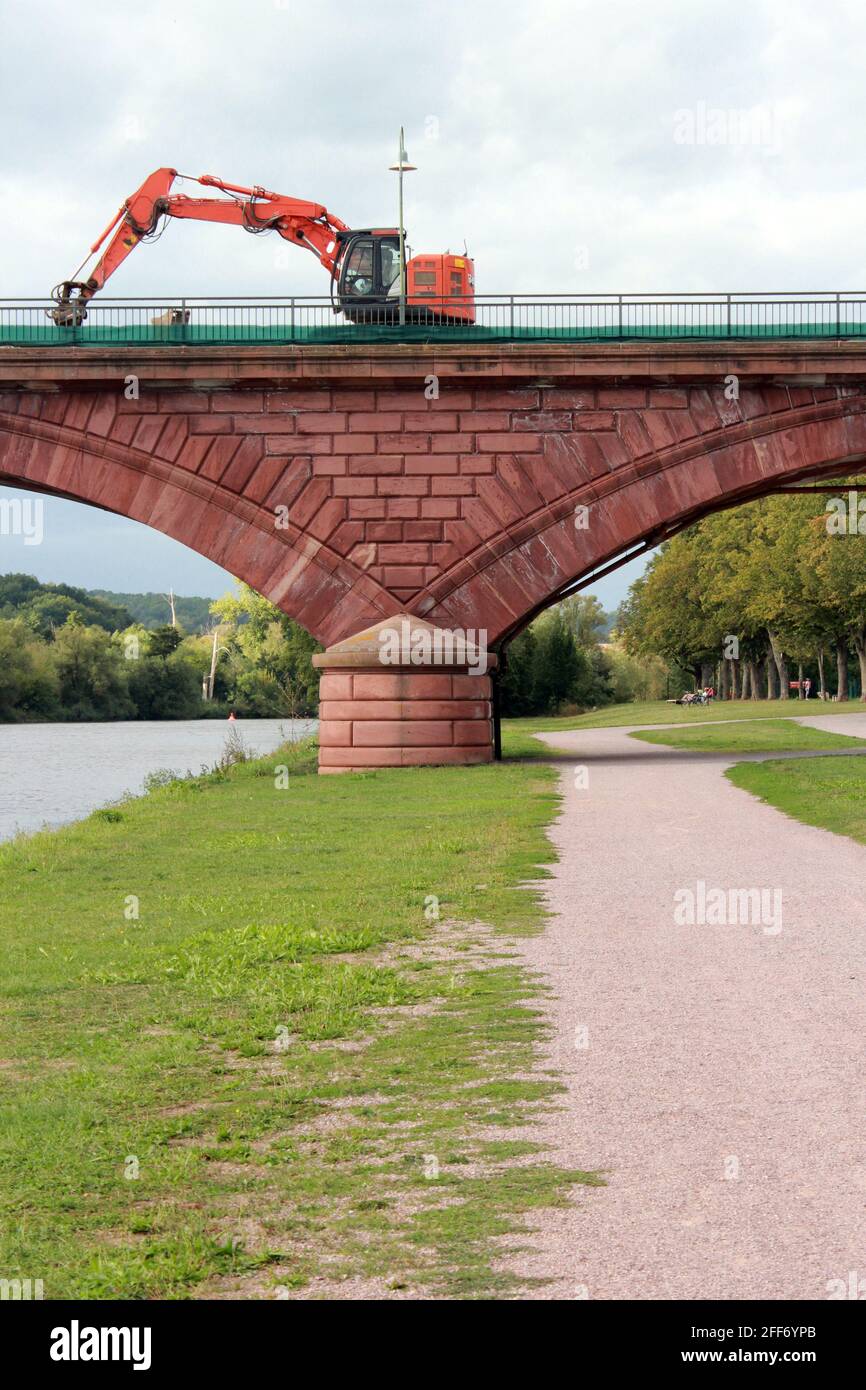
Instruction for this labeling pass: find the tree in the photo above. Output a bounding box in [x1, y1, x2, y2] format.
[695, 504, 768, 698]
[0, 619, 58, 719]
[606, 646, 671, 702]
[0, 573, 131, 635]
[619, 534, 718, 684]
[499, 626, 537, 716]
[50, 620, 134, 720]
[618, 490, 866, 703]
[808, 493, 866, 700]
[574, 644, 614, 707]
[147, 625, 183, 659]
[560, 593, 609, 647]
[91, 589, 214, 632]
[530, 609, 584, 712]
[127, 652, 201, 719]
[210, 583, 321, 715]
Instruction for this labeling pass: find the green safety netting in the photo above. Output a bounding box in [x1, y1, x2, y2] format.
[2, 321, 866, 347]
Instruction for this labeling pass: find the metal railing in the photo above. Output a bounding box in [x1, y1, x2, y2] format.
[3, 293, 866, 346]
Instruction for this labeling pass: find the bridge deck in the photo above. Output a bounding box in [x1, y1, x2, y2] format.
[4, 338, 866, 388]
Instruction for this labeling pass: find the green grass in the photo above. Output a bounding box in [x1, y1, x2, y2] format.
[0, 735, 598, 1301]
[728, 756, 866, 844]
[505, 698, 866, 736]
[629, 720, 866, 754]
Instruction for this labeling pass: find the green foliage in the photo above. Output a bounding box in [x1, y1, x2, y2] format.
[147, 625, 183, 659]
[605, 646, 671, 702]
[91, 589, 214, 632]
[619, 491, 866, 699]
[0, 576, 321, 723]
[126, 652, 202, 720]
[500, 598, 617, 717]
[0, 573, 132, 636]
[558, 593, 610, 646]
[209, 582, 321, 716]
[619, 533, 718, 678]
[50, 622, 136, 720]
[0, 618, 59, 719]
[530, 609, 583, 712]
[500, 627, 537, 716]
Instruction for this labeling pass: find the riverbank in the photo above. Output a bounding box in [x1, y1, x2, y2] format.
[0, 734, 596, 1299]
[0, 717, 317, 840]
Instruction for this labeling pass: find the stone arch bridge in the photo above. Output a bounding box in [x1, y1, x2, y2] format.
[2, 340, 865, 769]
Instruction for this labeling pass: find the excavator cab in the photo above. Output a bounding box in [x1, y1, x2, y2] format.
[336, 231, 475, 324]
[336, 231, 401, 318]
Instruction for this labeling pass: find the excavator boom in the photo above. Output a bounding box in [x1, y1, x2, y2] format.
[52, 168, 351, 321]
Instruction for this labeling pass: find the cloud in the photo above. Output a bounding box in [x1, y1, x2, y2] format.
[5, 0, 866, 295]
[2, 0, 864, 605]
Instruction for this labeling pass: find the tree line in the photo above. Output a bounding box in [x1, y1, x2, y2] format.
[1, 573, 641, 722]
[0, 576, 319, 722]
[500, 594, 666, 715]
[618, 491, 866, 700]
[90, 588, 215, 632]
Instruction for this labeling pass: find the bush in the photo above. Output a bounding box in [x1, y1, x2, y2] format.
[127, 654, 202, 720]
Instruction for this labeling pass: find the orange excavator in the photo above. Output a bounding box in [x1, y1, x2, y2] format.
[50, 167, 475, 326]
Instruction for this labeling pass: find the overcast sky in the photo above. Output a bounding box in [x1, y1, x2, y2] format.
[3, 0, 865, 611]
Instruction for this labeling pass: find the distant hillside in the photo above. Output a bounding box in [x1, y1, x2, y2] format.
[90, 590, 214, 633]
[0, 574, 132, 636]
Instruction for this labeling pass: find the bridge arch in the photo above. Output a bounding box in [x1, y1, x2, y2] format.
[415, 387, 866, 644]
[2, 342, 866, 767]
[0, 392, 397, 644]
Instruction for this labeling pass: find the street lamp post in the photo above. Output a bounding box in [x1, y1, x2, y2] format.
[389, 127, 416, 327]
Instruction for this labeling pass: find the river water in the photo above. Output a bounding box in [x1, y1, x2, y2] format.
[0, 718, 317, 841]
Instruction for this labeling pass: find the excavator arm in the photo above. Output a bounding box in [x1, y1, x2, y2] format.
[51, 168, 351, 323]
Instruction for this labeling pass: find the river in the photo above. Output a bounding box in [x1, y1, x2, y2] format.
[0, 718, 317, 841]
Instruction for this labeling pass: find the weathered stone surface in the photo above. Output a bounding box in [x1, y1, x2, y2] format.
[2, 342, 866, 767]
[312, 613, 495, 771]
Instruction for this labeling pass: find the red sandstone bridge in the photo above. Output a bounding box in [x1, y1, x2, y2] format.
[3, 292, 866, 770]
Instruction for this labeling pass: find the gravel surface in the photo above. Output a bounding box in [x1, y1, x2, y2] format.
[510, 714, 866, 1300]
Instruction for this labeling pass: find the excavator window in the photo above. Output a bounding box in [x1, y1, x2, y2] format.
[342, 239, 375, 297]
[380, 240, 401, 294]
[338, 233, 405, 315]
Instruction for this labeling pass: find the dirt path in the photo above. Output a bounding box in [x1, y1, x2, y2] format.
[511, 714, 866, 1300]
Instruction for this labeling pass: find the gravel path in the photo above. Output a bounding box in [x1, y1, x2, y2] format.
[511, 713, 866, 1300]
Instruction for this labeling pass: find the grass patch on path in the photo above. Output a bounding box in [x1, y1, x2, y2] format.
[728, 756, 866, 844]
[629, 720, 866, 754]
[0, 736, 598, 1300]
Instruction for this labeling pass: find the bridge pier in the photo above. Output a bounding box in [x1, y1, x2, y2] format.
[313, 615, 496, 773]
